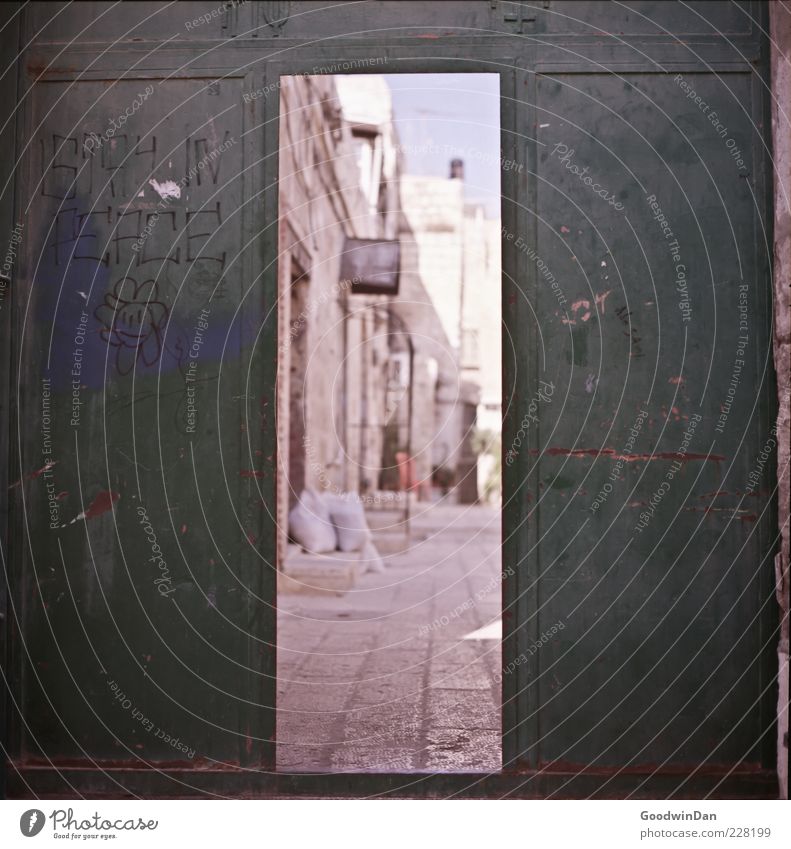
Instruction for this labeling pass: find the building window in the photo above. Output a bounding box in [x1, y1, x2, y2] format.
[461, 327, 479, 368]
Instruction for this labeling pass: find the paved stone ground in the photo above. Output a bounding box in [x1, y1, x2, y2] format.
[277, 502, 502, 773]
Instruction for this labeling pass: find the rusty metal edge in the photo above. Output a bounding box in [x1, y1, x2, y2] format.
[4, 764, 779, 800]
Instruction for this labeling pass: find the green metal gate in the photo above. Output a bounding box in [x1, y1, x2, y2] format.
[1, 1, 778, 797]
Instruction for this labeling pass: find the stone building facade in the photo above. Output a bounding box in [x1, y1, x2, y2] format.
[397, 169, 502, 503]
[277, 74, 400, 554]
[278, 74, 502, 529]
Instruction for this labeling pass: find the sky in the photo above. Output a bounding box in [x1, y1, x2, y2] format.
[383, 74, 501, 219]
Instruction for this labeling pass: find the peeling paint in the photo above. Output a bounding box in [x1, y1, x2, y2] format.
[63, 490, 120, 525]
[148, 178, 181, 200]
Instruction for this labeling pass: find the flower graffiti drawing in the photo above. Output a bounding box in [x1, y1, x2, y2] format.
[95, 277, 169, 375]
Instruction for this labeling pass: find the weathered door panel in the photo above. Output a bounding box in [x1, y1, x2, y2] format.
[11, 70, 273, 766]
[537, 1, 755, 35]
[528, 69, 774, 770]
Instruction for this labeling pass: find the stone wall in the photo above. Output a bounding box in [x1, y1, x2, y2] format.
[770, 1, 791, 801]
[399, 173, 502, 501]
[277, 75, 397, 552]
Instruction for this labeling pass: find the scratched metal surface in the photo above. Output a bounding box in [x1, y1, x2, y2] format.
[8, 67, 268, 766]
[2, 0, 777, 796]
[526, 68, 775, 770]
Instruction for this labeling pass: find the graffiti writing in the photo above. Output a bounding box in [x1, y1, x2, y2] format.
[95, 277, 169, 375]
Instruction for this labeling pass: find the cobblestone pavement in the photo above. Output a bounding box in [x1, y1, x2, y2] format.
[277, 502, 502, 773]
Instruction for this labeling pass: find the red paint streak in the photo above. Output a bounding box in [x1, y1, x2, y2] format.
[56, 491, 68, 500]
[29, 461, 55, 479]
[83, 490, 120, 520]
[537, 759, 765, 776]
[240, 470, 265, 479]
[683, 506, 758, 523]
[8, 460, 57, 489]
[536, 447, 724, 463]
[20, 756, 214, 770]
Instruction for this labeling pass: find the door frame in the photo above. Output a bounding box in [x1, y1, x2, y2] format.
[261, 53, 525, 772]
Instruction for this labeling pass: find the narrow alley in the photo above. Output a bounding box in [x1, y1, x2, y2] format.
[277, 503, 502, 772]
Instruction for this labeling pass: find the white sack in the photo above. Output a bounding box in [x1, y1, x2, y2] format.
[327, 492, 372, 552]
[288, 488, 337, 554]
